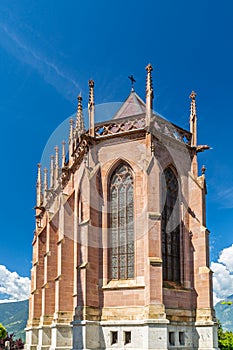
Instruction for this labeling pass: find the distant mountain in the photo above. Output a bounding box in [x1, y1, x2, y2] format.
[215, 294, 233, 332]
[0, 299, 28, 342]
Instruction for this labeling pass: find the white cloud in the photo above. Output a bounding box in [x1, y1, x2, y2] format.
[211, 244, 233, 304]
[218, 244, 233, 271]
[0, 265, 30, 303]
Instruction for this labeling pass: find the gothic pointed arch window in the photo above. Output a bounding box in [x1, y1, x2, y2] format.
[109, 163, 134, 280]
[162, 167, 181, 283]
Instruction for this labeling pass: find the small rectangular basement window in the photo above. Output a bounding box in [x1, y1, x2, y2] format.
[111, 331, 118, 345]
[179, 331, 185, 346]
[169, 331, 175, 346]
[124, 331, 131, 344]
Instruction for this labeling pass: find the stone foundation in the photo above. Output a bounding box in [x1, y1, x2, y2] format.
[50, 324, 72, 350]
[26, 319, 219, 350]
[71, 319, 218, 350]
[37, 326, 51, 350]
[25, 327, 39, 350]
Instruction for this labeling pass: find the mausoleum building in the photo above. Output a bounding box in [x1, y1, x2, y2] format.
[25, 65, 218, 350]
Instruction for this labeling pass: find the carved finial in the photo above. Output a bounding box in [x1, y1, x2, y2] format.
[69, 118, 74, 140]
[43, 168, 48, 203]
[189, 91, 197, 147]
[89, 79, 94, 89]
[146, 63, 153, 73]
[145, 63, 154, 127]
[146, 64, 154, 93]
[50, 155, 54, 189]
[88, 80, 95, 107]
[190, 90, 197, 116]
[88, 80, 95, 137]
[69, 118, 74, 160]
[202, 165, 206, 175]
[36, 163, 42, 206]
[54, 146, 59, 187]
[62, 141, 66, 167]
[75, 94, 85, 139]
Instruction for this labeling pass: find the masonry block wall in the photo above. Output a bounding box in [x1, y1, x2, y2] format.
[26, 68, 218, 350]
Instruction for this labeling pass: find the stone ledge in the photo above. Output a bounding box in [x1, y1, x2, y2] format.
[148, 212, 161, 220]
[100, 319, 169, 326]
[77, 261, 89, 270]
[148, 257, 162, 266]
[78, 219, 90, 226]
[195, 321, 216, 326]
[72, 320, 100, 326]
[74, 306, 100, 321]
[102, 279, 145, 290]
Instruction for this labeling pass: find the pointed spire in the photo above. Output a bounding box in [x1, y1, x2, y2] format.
[88, 80, 95, 137]
[43, 168, 48, 203]
[145, 63, 154, 127]
[36, 163, 42, 206]
[69, 118, 74, 160]
[189, 91, 198, 177]
[54, 146, 59, 187]
[189, 91, 197, 147]
[50, 155, 54, 189]
[62, 141, 66, 167]
[75, 94, 85, 139]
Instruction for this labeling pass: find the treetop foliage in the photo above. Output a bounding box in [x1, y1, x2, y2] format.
[218, 321, 233, 350]
[0, 324, 6, 340]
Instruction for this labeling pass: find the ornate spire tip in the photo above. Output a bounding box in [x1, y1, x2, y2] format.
[190, 91, 197, 100]
[146, 63, 153, 72]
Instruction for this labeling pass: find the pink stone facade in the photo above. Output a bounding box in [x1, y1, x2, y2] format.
[25, 68, 218, 350]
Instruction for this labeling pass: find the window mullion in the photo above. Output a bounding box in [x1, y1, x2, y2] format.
[117, 185, 120, 279]
[125, 183, 127, 279]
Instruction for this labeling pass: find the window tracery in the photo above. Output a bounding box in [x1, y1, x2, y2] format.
[109, 164, 134, 280]
[162, 167, 180, 282]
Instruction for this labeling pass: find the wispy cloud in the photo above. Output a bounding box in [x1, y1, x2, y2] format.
[0, 265, 30, 302]
[208, 175, 233, 209]
[216, 187, 233, 209]
[0, 18, 80, 102]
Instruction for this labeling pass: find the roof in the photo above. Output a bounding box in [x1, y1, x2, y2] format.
[113, 90, 146, 119]
[93, 90, 192, 146]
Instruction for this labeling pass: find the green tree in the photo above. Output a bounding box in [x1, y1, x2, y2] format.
[218, 321, 233, 350]
[0, 323, 6, 340]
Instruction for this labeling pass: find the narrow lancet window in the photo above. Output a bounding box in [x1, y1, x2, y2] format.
[109, 164, 134, 280]
[162, 167, 180, 283]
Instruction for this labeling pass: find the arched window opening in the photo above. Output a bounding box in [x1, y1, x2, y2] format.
[109, 164, 134, 280]
[162, 167, 180, 283]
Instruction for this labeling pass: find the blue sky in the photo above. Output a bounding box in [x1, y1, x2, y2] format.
[0, 0, 233, 302]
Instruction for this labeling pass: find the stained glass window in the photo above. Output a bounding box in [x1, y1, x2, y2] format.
[162, 167, 180, 282]
[109, 164, 134, 279]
